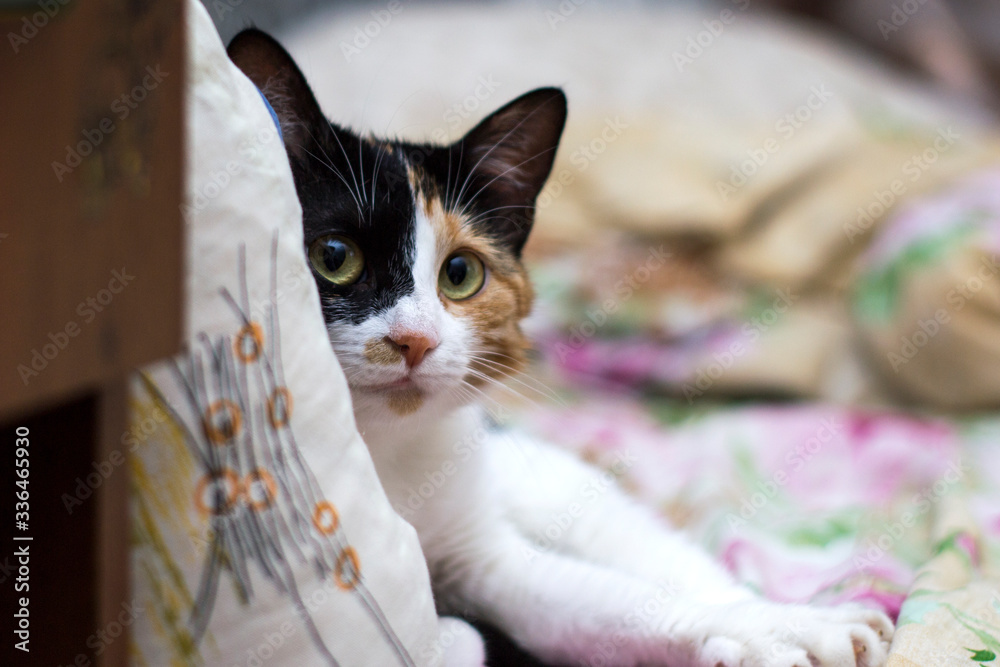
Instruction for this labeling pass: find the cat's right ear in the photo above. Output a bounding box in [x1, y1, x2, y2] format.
[227, 29, 326, 161]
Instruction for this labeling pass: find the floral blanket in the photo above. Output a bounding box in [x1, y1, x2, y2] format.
[501, 157, 1000, 664]
[505, 178, 1000, 662]
[505, 390, 1000, 665]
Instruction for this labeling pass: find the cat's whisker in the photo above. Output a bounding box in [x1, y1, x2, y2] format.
[467, 354, 566, 407]
[459, 204, 536, 229]
[302, 125, 354, 194]
[448, 141, 467, 211]
[464, 368, 553, 414]
[468, 349, 562, 389]
[462, 366, 549, 414]
[460, 146, 559, 225]
[452, 102, 551, 207]
[445, 141, 455, 211]
[370, 141, 388, 211]
[301, 146, 363, 214]
[453, 380, 540, 463]
[324, 124, 367, 218]
[375, 84, 430, 139]
[445, 384, 479, 410]
[457, 376, 518, 417]
[357, 135, 368, 209]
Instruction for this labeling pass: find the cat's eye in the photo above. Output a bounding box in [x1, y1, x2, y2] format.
[439, 251, 486, 301]
[309, 235, 365, 286]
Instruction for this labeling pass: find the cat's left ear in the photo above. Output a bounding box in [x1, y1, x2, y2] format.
[227, 29, 327, 162]
[455, 87, 567, 254]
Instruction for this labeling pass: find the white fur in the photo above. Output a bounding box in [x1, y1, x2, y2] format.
[326, 209, 474, 421]
[325, 203, 894, 667]
[357, 408, 893, 667]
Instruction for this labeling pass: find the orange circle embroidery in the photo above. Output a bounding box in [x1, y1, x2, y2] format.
[194, 468, 242, 516]
[203, 400, 241, 444]
[334, 547, 361, 591]
[245, 469, 277, 511]
[312, 501, 340, 535]
[267, 387, 293, 429]
[234, 322, 264, 363]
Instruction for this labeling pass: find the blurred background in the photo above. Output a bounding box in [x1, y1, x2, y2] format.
[198, 0, 1000, 412]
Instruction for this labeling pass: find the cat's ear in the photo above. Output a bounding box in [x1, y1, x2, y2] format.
[456, 87, 567, 253]
[227, 29, 326, 161]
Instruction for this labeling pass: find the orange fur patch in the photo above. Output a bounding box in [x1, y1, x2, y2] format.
[386, 387, 424, 415]
[364, 337, 402, 365]
[415, 186, 535, 391]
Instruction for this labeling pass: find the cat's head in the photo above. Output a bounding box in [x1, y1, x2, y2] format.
[228, 30, 566, 420]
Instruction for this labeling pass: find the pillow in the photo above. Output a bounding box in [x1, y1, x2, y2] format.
[128, 2, 440, 664]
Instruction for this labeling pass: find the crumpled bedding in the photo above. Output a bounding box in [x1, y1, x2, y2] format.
[510, 166, 1000, 662]
[503, 388, 1000, 665]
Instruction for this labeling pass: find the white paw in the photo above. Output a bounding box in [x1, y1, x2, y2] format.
[688, 600, 894, 667]
[436, 616, 486, 667]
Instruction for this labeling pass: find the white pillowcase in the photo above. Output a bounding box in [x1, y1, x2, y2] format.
[129, 2, 440, 664]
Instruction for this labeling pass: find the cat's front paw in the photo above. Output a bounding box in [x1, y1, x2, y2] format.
[435, 616, 486, 667]
[688, 600, 893, 667]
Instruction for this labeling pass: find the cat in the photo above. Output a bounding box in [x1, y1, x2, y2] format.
[228, 29, 894, 667]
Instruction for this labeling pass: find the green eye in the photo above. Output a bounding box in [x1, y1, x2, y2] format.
[309, 235, 365, 286]
[439, 251, 485, 300]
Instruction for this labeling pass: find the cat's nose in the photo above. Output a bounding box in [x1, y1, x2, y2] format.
[387, 332, 438, 368]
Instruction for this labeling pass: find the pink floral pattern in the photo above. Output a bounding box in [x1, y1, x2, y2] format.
[509, 393, 1000, 626]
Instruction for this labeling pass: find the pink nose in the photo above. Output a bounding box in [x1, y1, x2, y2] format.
[388, 332, 437, 368]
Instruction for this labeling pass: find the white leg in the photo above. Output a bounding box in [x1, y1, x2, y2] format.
[484, 431, 894, 666]
[488, 431, 750, 598]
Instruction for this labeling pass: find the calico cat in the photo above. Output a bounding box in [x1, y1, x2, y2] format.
[228, 30, 894, 667]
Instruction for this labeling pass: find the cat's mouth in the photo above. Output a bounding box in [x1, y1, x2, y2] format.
[356, 377, 415, 392]
[349, 369, 459, 399]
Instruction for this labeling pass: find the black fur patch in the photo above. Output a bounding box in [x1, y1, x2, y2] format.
[227, 29, 566, 328]
[294, 126, 418, 325]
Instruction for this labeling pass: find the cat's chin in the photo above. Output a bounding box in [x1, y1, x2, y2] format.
[347, 373, 473, 417]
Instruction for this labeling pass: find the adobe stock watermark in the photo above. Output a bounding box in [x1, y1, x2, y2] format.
[208, 0, 250, 22]
[231, 620, 297, 667]
[51, 65, 170, 182]
[181, 117, 284, 223]
[726, 416, 844, 533]
[853, 459, 969, 571]
[6, 0, 71, 54]
[61, 405, 168, 515]
[544, 0, 588, 31]
[246, 265, 312, 326]
[716, 84, 834, 201]
[682, 288, 798, 403]
[443, 76, 502, 130]
[876, 0, 929, 40]
[339, 0, 404, 62]
[886, 254, 999, 372]
[844, 126, 961, 243]
[552, 244, 670, 363]
[382, 77, 504, 192]
[587, 579, 681, 667]
[420, 620, 482, 665]
[392, 406, 510, 520]
[673, 0, 751, 72]
[521, 449, 639, 562]
[53, 600, 144, 667]
[16, 268, 135, 386]
[536, 115, 629, 211]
